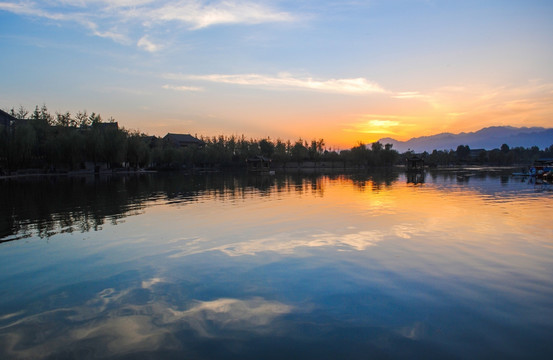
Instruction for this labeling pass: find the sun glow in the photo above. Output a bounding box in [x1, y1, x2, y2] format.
[330, 79, 553, 147]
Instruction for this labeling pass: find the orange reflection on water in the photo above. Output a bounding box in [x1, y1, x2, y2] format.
[124, 174, 552, 280]
[1, 173, 552, 359]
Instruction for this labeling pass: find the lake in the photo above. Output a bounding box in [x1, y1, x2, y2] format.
[1, 169, 552, 359]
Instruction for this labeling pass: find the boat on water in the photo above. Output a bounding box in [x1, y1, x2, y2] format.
[512, 158, 553, 182]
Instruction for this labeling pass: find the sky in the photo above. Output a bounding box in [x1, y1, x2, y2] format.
[1, 0, 552, 149]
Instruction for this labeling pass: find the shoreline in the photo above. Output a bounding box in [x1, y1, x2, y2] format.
[0, 165, 523, 180]
[0, 169, 157, 180]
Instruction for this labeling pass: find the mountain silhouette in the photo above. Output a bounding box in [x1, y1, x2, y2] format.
[379, 126, 553, 153]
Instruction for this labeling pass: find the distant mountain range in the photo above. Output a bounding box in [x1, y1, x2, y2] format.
[379, 126, 553, 153]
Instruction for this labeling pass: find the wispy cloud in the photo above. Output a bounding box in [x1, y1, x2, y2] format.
[424, 80, 553, 127]
[0, 1, 66, 20]
[392, 91, 429, 100]
[367, 120, 400, 127]
[0, 0, 296, 50]
[137, 35, 162, 52]
[165, 72, 387, 94]
[162, 84, 203, 92]
[0, 1, 130, 43]
[148, 1, 295, 30]
[85, 20, 129, 43]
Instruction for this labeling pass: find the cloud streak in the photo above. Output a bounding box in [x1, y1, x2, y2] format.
[162, 84, 204, 92]
[147, 1, 295, 30]
[0, 0, 296, 50]
[137, 35, 162, 52]
[165, 72, 387, 94]
[0, 2, 66, 20]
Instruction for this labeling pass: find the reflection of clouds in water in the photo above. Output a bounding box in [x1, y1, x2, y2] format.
[70, 287, 134, 320]
[392, 224, 422, 239]
[142, 277, 164, 289]
[308, 231, 384, 251]
[70, 315, 178, 356]
[398, 321, 427, 340]
[0, 280, 293, 359]
[169, 229, 395, 257]
[0, 311, 25, 321]
[169, 298, 293, 337]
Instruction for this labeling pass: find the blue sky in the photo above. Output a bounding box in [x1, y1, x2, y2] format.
[1, 0, 552, 147]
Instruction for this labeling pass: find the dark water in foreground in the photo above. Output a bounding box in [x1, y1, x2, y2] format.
[1, 170, 552, 359]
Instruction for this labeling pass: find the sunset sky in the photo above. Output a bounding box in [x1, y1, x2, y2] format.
[1, 0, 552, 149]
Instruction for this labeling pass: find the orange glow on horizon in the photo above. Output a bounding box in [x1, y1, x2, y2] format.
[121, 79, 553, 150]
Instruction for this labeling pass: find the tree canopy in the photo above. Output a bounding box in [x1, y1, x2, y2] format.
[2, 105, 552, 174]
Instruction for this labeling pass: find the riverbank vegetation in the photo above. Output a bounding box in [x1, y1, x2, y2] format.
[1, 105, 552, 174]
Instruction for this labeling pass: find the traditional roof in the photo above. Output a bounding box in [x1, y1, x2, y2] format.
[164, 133, 204, 147]
[246, 155, 271, 163]
[406, 155, 424, 169]
[0, 109, 17, 128]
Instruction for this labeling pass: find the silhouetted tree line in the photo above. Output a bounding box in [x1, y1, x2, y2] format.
[412, 143, 553, 167]
[0, 105, 400, 172]
[2, 104, 551, 173]
[1, 105, 133, 172]
[186, 136, 399, 169]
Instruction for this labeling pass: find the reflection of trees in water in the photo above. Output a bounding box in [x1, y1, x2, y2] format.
[424, 168, 514, 185]
[0, 176, 153, 242]
[419, 169, 529, 196]
[2, 169, 519, 243]
[285, 173, 324, 197]
[0, 170, 400, 243]
[347, 169, 399, 191]
[406, 172, 425, 185]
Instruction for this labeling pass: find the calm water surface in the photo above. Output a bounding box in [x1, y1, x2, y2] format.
[1, 170, 552, 359]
